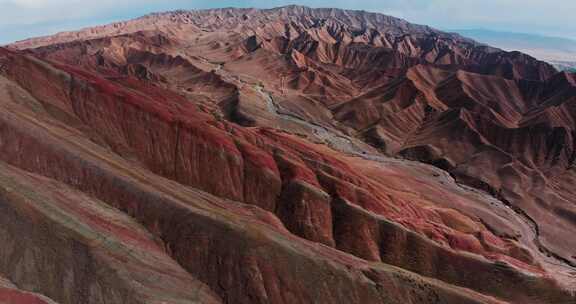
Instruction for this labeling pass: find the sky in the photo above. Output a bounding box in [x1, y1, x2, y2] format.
[0, 0, 575, 44]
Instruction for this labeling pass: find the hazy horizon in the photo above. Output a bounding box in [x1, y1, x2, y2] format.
[0, 1, 574, 45]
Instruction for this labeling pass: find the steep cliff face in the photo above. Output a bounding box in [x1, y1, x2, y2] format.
[1, 5, 576, 304]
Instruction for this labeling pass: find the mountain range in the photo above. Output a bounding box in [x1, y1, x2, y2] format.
[453, 29, 576, 71]
[0, 5, 575, 304]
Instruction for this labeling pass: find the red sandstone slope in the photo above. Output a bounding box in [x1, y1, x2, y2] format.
[1, 5, 575, 304]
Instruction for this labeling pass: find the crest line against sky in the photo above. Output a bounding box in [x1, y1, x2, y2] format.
[0, 0, 574, 44]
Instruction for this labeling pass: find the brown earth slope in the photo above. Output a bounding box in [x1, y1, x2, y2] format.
[1, 5, 575, 304]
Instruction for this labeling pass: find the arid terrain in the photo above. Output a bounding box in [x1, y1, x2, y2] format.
[0, 5, 575, 303]
[453, 29, 576, 72]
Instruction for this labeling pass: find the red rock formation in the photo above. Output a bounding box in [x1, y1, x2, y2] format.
[1, 5, 575, 304]
[0, 276, 59, 304]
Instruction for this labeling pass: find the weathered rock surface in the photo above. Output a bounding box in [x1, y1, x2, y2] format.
[0, 5, 575, 304]
[0, 276, 59, 304]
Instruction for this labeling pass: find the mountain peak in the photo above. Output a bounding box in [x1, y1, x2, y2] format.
[10, 6, 438, 49]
